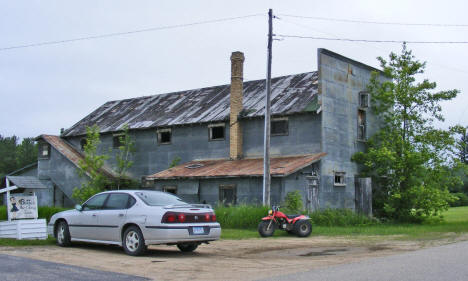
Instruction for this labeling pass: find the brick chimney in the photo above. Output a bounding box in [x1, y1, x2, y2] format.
[230, 51, 244, 160]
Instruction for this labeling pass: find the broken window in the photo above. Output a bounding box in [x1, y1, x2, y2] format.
[163, 186, 177, 195]
[271, 118, 288, 136]
[209, 123, 225, 141]
[359, 91, 370, 108]
[357, 109, 366, 141]
[40, 143, 50, 159]
[157, 128, 172, 145]
[219, 185, 236, 205]
[113, 134, 123, 148]
[334, 172, 346, 186]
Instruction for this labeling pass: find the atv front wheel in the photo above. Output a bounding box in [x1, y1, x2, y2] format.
[258, 220, 276, 237]
[294, 220, 312, 237]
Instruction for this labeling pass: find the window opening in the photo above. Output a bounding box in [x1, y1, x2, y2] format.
[157, 129, 172, 144]
[209, 124, 225, 140]
[334, 172, 346, 186]
[163, 186, 177, 195]
[358, 110, 366, 141]
[80, 138, 87, 150]
[219, 185, 236, 205]
[113, 134, 123, 148]
[359, 92, 369, 108]
[271, 118, 288, 136]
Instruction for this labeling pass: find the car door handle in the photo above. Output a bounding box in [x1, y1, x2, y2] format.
[92, 214, 97, 217]
[118, 214, 124, 217]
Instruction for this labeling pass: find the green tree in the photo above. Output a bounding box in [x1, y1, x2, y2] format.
[114, 124, 135, 190]
[72, 126, 110, 203]
[0, 135, 37, 178]
[16, 138, 38, 168]
[352, 44, 460, 222]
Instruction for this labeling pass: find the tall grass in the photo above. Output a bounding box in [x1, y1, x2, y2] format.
[214, 205, 376, 229]
[215, 204, 269, 229]
[0, 205, 68, 222]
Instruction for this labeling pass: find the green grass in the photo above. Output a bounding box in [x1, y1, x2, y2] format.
[0, 236, 56, 246]
[221, 207, 468, 240]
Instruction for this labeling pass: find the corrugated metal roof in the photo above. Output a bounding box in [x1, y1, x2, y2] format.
[6, 176, 48, 189]
[146, 153, 326, 179]
[63, 72, 318, 137]
[37, 135, 116, 178]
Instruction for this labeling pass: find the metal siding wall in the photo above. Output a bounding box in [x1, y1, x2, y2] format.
[243, 114, 321, 158]
[318, 50, 377, 210]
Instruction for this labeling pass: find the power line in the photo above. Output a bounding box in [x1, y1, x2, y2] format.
[275, 34, 468, 44]
[278, 13, 468, 27]
[0, 13, 264, 51]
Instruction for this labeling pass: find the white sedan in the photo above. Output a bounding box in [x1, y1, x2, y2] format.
[48, 190, 221, 256]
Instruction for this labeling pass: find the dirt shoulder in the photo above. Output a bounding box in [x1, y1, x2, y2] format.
[1, 234, 468, 281]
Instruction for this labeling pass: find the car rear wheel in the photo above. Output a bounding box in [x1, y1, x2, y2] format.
[294, 220, 312, 237]
[56, 221, 71, 247]
[258, 220, 276, 237]
[123, 226, 146, 256]
[177, 243, 199, 252]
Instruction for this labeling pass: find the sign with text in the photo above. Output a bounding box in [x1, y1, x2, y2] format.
[7, 195, 38, 220]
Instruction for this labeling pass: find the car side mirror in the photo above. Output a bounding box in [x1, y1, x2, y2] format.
[75, 204, 83, 211]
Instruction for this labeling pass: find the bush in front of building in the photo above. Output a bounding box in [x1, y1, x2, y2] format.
[215, 205, 270, 229]
[0, 205, 68, 223]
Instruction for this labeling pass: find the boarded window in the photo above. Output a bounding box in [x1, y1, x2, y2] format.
[157, 129, 172, 144]
[359, 92, 369, 108]
[219, 185, 236, 205]
[357, 110, 366, 141]
[113, 134, 123, 148]
[163, 186, 177, 194]
[334, 172, 346, 186]
[209, 124, 225, 140]
[271, 118, 288, 136]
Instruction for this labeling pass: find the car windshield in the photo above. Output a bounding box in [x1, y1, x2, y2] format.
[135, 191, 188, 206]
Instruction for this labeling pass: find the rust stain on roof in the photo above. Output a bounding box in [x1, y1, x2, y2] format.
[63, 72, 318, 137]
[38, 135, 115, 178]
[146, 153, 326, 180]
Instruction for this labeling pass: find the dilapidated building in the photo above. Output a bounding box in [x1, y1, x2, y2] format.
[14, 48, 382, 213]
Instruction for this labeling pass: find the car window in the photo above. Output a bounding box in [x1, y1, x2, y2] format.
[135, 191, 188, 206]
[104, 193, 130, 210]
[83, 194, 108, 210]
[128, 196, 136, 208]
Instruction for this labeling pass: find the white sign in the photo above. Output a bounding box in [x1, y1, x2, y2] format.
[7, 195, 38, 220]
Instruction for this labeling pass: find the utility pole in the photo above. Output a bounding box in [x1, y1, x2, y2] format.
[263, 9, 273, 206]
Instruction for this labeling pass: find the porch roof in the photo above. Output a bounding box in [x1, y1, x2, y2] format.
[146, 153, 326, 180]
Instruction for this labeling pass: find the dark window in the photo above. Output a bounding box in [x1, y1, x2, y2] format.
[271, 119, 288, 136]
[104, 193, 130, 210]
[128, 196, 136, 208]
[358, 110, 366, 140]
[209, 125, 225, 140]
[135, 191, 188, 206]
[80, 139, 87, 150]
[219, 185, 236, 205]
[83, 194, 108, 210]
[157, 129, 172, 144]
[359, 92, 369, 108]
[113, 135, 123, 148]
[334, 172, 346, 186]
[163, 186, 177, 194]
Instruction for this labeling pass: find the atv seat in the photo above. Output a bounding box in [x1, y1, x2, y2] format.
[287, 214, 301, 219]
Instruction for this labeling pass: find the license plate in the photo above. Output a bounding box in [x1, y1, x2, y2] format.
[192, 226, 205, 235]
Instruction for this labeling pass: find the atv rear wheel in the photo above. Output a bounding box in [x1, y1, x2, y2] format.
[258, 220, 276, 237]
[294, 220, 312, 237]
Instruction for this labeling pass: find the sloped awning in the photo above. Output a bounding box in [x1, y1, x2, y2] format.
[146, 153, 326, 180]
[6, 176, 48, 189]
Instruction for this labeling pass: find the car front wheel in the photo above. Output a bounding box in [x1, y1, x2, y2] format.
[56, 221, 71, 247]
[123, 226, 146, 256]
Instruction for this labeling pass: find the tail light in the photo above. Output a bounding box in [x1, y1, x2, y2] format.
[161, 212, 217, 223]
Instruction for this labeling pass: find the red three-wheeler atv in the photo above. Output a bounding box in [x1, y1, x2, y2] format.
[258, 206, 312, 237]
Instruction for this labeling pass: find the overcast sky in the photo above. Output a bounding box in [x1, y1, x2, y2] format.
[1, 0, 467, 139]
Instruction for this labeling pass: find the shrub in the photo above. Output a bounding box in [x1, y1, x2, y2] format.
[215, 205, 269, 229]
[308, 208, 377, 226]
[282, 191, 303, 213]
[0, 205, 68, 223]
